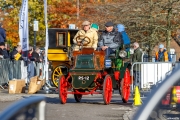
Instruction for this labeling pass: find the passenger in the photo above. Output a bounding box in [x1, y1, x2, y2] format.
[116, 24, 131, 58]
[155, 44, 171, 62]
[132, 42, 142, 89]
[73, 21, 98, 51]
[98, 21, 123, 59]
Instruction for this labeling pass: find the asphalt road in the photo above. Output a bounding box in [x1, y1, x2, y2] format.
[0, 90, 133, 120]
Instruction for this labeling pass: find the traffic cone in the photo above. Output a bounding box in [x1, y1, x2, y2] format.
[170, 86, 177, 107]
[134, 86, 142, 106]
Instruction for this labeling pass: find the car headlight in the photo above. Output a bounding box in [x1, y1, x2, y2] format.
[119, 50, 127, 58]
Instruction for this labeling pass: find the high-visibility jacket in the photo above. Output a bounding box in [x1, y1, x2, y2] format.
[155, 51, 169, 62]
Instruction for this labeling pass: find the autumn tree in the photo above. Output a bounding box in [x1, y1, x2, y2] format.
[48, 1, 77, 28]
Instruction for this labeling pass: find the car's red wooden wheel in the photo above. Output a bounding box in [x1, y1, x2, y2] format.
[121, 68, 131, 103]
[103, 75, 112, 105]
[58, 75, 67, 104]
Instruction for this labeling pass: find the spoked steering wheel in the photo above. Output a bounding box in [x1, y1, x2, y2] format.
[76, 35, 91, 46]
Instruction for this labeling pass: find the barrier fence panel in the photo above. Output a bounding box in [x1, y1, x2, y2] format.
[131, 62, 174, 93]
[21, 61, 28, 83]
[0, 59, 11, 88]
[12, 60, 22, 79]
[0, 58, 47, 89]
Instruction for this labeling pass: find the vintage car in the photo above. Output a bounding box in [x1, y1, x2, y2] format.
[57, 33, 132, 104]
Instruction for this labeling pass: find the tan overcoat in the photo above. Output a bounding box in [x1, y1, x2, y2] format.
[73, 28, 98, 51]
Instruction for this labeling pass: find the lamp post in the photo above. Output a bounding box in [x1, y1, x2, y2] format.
[33, 19, 39, 50]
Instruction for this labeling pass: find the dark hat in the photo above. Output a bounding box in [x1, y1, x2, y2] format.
[0, 42, 5, 46]
[105, 21, 114, 27]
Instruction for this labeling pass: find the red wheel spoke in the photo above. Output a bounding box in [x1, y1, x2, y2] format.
[120, 68, 131, 103]
[59, 76, 68, 104]
[103, 75, 112, 105]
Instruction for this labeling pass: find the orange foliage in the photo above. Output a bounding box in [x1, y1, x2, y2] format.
[2, 10, 19, 46]
[48, 1, 77, 28]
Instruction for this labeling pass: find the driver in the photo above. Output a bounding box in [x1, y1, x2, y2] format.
[73, 21, 98, 51]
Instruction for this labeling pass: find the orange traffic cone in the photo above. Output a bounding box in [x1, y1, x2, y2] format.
[134, 86, 142, 106]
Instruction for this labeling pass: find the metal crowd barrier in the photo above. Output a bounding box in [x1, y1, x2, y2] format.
[131, 62, 176, 93]
[27, 61, 45, 81]
[0, 59, 46, 89]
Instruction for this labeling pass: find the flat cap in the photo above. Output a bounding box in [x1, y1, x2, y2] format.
[105, 21, 114, 27]
[82, 21, 90, 26]
[0, 42, 5, 46]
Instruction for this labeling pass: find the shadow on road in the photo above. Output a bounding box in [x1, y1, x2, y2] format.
[37, 96, 134, 106]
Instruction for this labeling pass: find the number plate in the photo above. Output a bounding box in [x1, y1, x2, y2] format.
[78, 76, 90, 80]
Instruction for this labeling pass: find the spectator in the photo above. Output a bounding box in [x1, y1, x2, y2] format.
[10, 42, 22, 59]
[27, 46, 36, 82]
[5, 44, 10, 56]
[0, 42, 9, 59]
[98, 21, 123, 59]
[155, 44, 171, 62]
[0, 42, 5, 59]
[28, 46, 33, 60]
[2, 43, 10, 59]
[73, 21, 98, 51]
[132, 42, 142, 89]
[11, 46, 23, 60]
[0, 23, 6, 43]
[32, 47, 42, 62]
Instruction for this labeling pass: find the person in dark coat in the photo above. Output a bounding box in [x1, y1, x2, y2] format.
[132, 42, 142, 89]
[0, 23, 6, 43]
[0, 42, 5, 59]
[2, 43, 10, 59]
[2, 49, 9, 59]
[32, 47, 42, 62]
[11, 46, 23, 60]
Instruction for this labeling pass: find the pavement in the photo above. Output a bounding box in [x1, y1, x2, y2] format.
[0, 88, 58, 102]
[0, 88, 137, 120]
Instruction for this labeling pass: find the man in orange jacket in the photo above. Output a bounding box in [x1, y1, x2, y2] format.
[155, 44, 171, 62]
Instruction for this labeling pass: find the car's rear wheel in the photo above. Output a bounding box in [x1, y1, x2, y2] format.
[120, 68, 131, 103]
[58, 75, 67, 104]
[103, 74, 112, 105]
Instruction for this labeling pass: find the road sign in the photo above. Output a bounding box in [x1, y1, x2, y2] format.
[33, 20, 39, 31]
